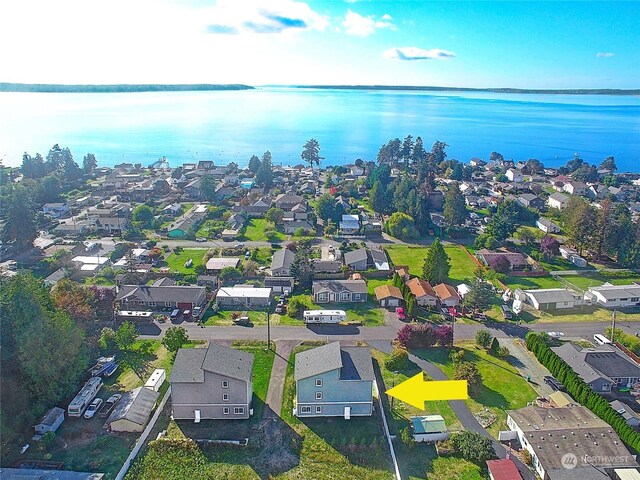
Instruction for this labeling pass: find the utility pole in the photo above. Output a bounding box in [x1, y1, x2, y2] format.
[610, 309, 617, 343]
[267, 311, 271, 351]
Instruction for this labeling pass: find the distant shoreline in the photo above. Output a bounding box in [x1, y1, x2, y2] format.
[0, 83, 254, 93]
[291, 85, 640, 96]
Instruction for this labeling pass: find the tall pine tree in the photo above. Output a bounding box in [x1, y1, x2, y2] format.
[422, 238, 450, 283]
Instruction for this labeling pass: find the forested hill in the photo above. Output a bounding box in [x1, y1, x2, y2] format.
[294, 85, 640, 95]
[0, 83, 254, 93]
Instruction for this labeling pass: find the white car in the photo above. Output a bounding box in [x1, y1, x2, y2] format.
[84, 398, 103, 419]
[196, 237, 207, 242]
[547, 331, 565, 338]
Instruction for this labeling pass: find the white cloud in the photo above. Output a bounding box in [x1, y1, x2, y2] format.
[596, 52, 615, 58]
[204, 0, 329, 35]
[342, 10, 395, 36]
[383, 47, 455, 61]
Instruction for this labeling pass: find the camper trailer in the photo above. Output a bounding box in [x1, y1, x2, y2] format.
[68, 377, 103, 417]
[303, 310, 347, 324]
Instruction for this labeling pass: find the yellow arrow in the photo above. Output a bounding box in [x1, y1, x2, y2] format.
[385, 373, 468, 410]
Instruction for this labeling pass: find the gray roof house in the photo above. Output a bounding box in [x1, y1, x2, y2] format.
[294, 342, 374, 418]
[115, 284, 207, 311]
[170, 344, 254, 421]
[271, 248, 295, 276]
[105, 387, 159, 433]
[552, 343, 640, 391]
[264, 276, 294, 294]
[523, 288, 584, 310]
[610, 400, 640, 427]
[312, 280, 367, 304]
[343, 248, 368, 271]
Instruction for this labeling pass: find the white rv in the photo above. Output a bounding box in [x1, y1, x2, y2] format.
[303, 310, 347, 324]
[68, 377, 103, 417]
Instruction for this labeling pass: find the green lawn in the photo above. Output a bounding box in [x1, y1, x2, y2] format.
[385, 244, 478, 284]
[163, 248, 209, 273]
[504, 274, 564, 291]
[560, 271, 640, 291]
[413, 342, 538, 438]
[233, 341, 275, 419]
[272, 295, 386, 326]
[241, 218, 286, 241]
[194, 219, 227, 238]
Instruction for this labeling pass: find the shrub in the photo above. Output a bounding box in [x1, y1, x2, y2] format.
[450, 348, 465, 364]
[395, 324, 452, 349]
[521, 449, 532, 466]
[400, 426, 415, 448]
[385, 347, 409, 371]
[450, 431, 496, 463]
[475, 329, 493, 349]
[453, 362, 482, 396]
[286, 297, 306, 318]
[489, 336, 500, 354]
[497, 345, 510, 358]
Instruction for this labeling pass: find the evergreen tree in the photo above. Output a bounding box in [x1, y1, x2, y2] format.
[301, 138, 324, 171]
[248, 154, 261, 173]
[422, 238, 450, 283]
[255, 151, 273, 189]
[200, 173, 216, 201]
[2, 184, 37, 250]
[82, 153, 98, 175]
[443, 183, 468, 231]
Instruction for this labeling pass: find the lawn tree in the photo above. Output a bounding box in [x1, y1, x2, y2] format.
[248, 154, 261, 173]
[516, 226, 536, 246]
[523, 158, 544, 175]
[489, 336, 500, 355]
[422, 238, 450, 284]
[443, 182, 468, 232]
[384, 212, 419, 240]
[219, 266, 242, 284]
[133, 204, 155, 229]
[486, 199, 520, 243]
[369, 180, 390, 214]
[489, 255, 511, 274]
[255, 151, 273, 189]
[315, 193, 341, 223]
[265, 207, 284, 225]
[51, 278, 95, 324]
[21, 152, 47, 179]
[301, 138, 324, 171]
[162, 326, 189, 354]
[430, 140, 448, 166]
[572, 164, 598, 183]
[564, 197, 597, 254]
[540, 235, 560, 260]
[453, 362, 482, 396]
[475, 329, 493, 348]
[489, 151, 504, 163]
[114, 321, 138, 352]
[200, 173, 217, 201]
[243, 260, 259, 276]
[464, 280, 494, 312]
[377, 138, 402, 167]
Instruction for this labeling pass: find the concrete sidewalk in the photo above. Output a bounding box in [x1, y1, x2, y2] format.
[263, 340, 298, 419]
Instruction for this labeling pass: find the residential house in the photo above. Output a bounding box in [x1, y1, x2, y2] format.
[506, 405, 638, 480]
[271, 248, 295, 276]
[161, 203, 184, 217]
[95, 216, 127, 235]
[205, 257, 241, 274]
[395, 266, 410, 281]
[552, 342, 640, 391]
[312, 259, 343, 274]
[548, 391, 575, 408]
[216, 286, 272, 307]
[235, 198, 271, 217]
[374, 284, 404, 308]
[523, 288, 584, 311]
[42, 202, 70, 218]
[339, 214, 360, 235]
[505, 168, 523, 182]
[410, 415, 449, 443]
[469, 158, 486, 167]
[53, 220, 92, 237]
[369, 248, 390, 271]
[536, 218, 560, 234]
[562, 181, 587, 196]
[71, 255, 111, 276]
[312, 280, 367, 304]
[196, 275, 218, 289]
[343, 248, 368, 271]
[406, 278, 438, 308]
[282, 219, 313, 234]
[264, 276, 294, 294]
[517, 194, 545, 210]
[475, 249, 528, 271]
[547, 192, 570, 210]
[115, 284, 207, 311]
[433, 283, 460, 307]
[586, 284, 640, 308]
[184, 177, 202, 198]
[105, 387, 159, 433]
[170, 343, 254, 421]
[294, 342, 373, 418]
[610, 400, 640, 428]
[167, 211, 205, 238]
[485, 459, 522, 480]
[559, 246, 587, 267]
[274, 193, 304, 211]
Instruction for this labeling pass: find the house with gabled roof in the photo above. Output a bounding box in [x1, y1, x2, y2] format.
[271, 248, 295, 276]
[293, 342, 373, 419]
[115, 284, 207, 311]
[170, 343, 254, 420]
[312, 280, 367, 304]
[406, 278, 438, 307]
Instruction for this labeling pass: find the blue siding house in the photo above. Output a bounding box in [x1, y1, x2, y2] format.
[293, 342, 374, 419]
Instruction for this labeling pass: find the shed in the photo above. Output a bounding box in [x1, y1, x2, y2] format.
[486, 458, 522, 480]
[105, 387, 159, 432]
[33, 407, 65, 436]
[410, 415, 449, 443]
[144, 369, 166, 392]
[549, 391, 575, 408]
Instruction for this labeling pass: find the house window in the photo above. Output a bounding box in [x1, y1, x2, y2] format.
[222, 381, 229, 388]
[632, 297, 639, 302]
[339, 292, 350, 301]
[223, 394, 229, 401]
[234, 407, 244, 415]
[317, 293, 328, 302]
[164, 301, 172, 307]
[315, 379, 323, 387]
[316, 392, 323, 400]
[223, 407, 230, 415]
[300, 406, 312, 414]
[149, 301, 156, 307]
[316, 406, 322, 414]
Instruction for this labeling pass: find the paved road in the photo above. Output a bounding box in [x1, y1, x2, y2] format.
[368, 340, 535, 480]
[264, 340, 298, 419]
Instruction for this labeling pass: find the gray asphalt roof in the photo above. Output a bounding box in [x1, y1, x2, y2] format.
[106, 386, 159, 427]
[524, 288, 579, 304]
[271, 248, 295, 270]
[116, 285, 205, 304]
[340, 347, 374, 381]
[312, 280, 368, 295]
[295, 342, 343, 381]
[170, 348, 207, 383]
[343, 248, 368, 265]
[552, 343, 612, 385]
[585, 350, 640, 379]
[201, 343, 254, 382]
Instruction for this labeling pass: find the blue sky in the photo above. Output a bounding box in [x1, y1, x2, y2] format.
[1, 1, 638, 88]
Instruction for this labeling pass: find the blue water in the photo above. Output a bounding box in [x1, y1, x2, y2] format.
[0, 87, 638, 171]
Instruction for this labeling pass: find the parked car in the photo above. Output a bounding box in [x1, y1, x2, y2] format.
[547, 331, 565, 339]
[196, 237, 207, 242]
[99, 393, 122, 417]
[544, 376, 565, 392]
[275, 304, 285, 314]
[192, 306, 202, 319]
[84, 398, 103, 419]
[234, 243, 244, 249]
[500, 304, 513, 320]
[471, 311, 487, 321]
[395, 307, 406, 320]
[183, 310, 191, 319]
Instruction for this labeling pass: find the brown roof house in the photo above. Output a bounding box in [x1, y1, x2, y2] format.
[374, 284, 404, 308]
[406, 278, 438, 308]
[433, 283, 460, 307]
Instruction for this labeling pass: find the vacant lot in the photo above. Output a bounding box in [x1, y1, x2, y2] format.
[414, 341, 538, 438]
[385, 244, 478, 284]
[560, 271, 640, 291]
[242, 218, 286, 241]
[504, 274, 564, 291]
[163, 248, 209, 273]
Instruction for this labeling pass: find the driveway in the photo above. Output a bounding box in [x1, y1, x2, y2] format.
[263, 340, 298, 419]
[503, 338, 553, 397]
[368, 340, 535, 480]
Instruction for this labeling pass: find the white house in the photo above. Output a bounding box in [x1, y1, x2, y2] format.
[547, 192, 569, 210]
[535, 218, 560, 234]
[505, 168, 523, 183]
[339, 214, 360, 235]
[586, 284, 640, 308]
[216, 287, 272, 307]
[524, 288, 584, 311]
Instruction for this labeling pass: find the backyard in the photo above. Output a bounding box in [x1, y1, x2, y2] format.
[558, 270, 640, 291]
[385, 244, 479, 284]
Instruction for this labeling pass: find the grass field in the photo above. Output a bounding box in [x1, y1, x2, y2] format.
[414, 342, 538, 438]
[241, 218, 286, 241]
[272, 294, 386, 326]
[164, 248, 209, 273]
[504, 274, 564, 291]
[385, 244, 478, 284]
[560, 271, 640, 291]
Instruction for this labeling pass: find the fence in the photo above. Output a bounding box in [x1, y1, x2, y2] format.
[115, 385, 172, 480]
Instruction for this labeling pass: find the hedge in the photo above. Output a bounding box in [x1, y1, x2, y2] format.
[525, 332, 640, 451]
